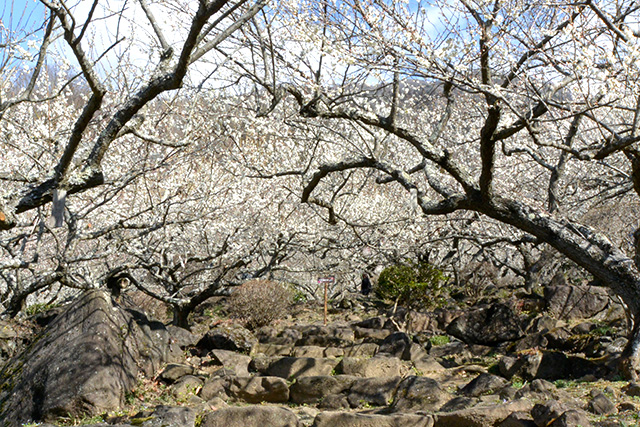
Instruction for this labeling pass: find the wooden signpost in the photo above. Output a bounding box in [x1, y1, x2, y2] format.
[318, 276, 335, 325]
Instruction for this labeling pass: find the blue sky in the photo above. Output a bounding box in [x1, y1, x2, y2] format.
[1, 0, 46, 35]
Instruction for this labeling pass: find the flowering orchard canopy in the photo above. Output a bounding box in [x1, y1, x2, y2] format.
[3, 0, 640, 375]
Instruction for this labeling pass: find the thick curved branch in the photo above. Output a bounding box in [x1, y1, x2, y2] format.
[479, 196, 640, 317]
[291, 91, 475, 194]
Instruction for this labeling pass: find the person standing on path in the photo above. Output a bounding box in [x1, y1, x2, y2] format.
[361, 272, 372, 296]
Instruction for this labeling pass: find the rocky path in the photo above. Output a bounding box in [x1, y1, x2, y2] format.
[1, 285, 640, 426]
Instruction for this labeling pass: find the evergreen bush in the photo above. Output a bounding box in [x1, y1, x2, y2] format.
[376, 261, 448, 311]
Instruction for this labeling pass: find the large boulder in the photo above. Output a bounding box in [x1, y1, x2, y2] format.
[0, 290, 179, 425]
[544, 284, 623, 321]
[199, 376, 231, 401]
[446, 302, 529, 345]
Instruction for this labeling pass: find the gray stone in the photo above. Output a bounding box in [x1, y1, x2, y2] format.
[296, 325, 355, 347]
[342, 343, 379, 357]
[201, 405, 302, 427]
[250, 355, 278, 374]
[347, 376, 402, 408]
[352, 316, 387, 329]
[459, 373, 509, 397]
[265, 357, 339, 379]
[405, 342, 429, 362]
[159, 363, 195, 384]
[544, 327, 574, 351]
[429, 341, 468, 359]
[251, 343, 294, 356]
[197, 323, 257, 354]
[166, 325, 199, 349]
[0, 321, 18, 339]
[498, 411, 537, 427]
[413, 354, 446, 374]
[587, 391, 616, 415]
[336, 355, 401, 377]
[290, 375, 353, 405]
[446, 302, 528, 345]
[378, 332, 412, 358]
[292, 346, 326, 358]
[511, 332, 548, 353]
[291, 406, 320, 426]
[514, 379, 569, 401]
[311, 411, 434, 427]
[199, 377, 229, 401]
[544, 284, 620, 321]
[499, 356, 519, 379]
[531, 400, 568, 427]
[500, 385, 517, 401]
[323, 347, 344, 358]
[139, 405, 197, 427]
[210, 349, 251, 376]
[548, 409, 592, 427]
[391, 375, 450, 412]
[266, 328, 303, 345]
[317, 393, 350, 409]
[353, 327, 392, 342]
[226, 376, 289, 403]
[434, 400, 534, 427]
[439, 396, 480, 413]
[170, 375, 203, 400]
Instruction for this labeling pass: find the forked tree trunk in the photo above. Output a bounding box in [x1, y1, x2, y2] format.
[172, 304, 192, 330]
[619, 320, 640, 381]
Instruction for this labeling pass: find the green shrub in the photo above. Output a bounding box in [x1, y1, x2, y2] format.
[376, 261, 448, 311]
[289, 284, 308, 304]
[228, 279, 293, 329]
[429, 335, 451, 346]
[24, 302, 58, 316]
